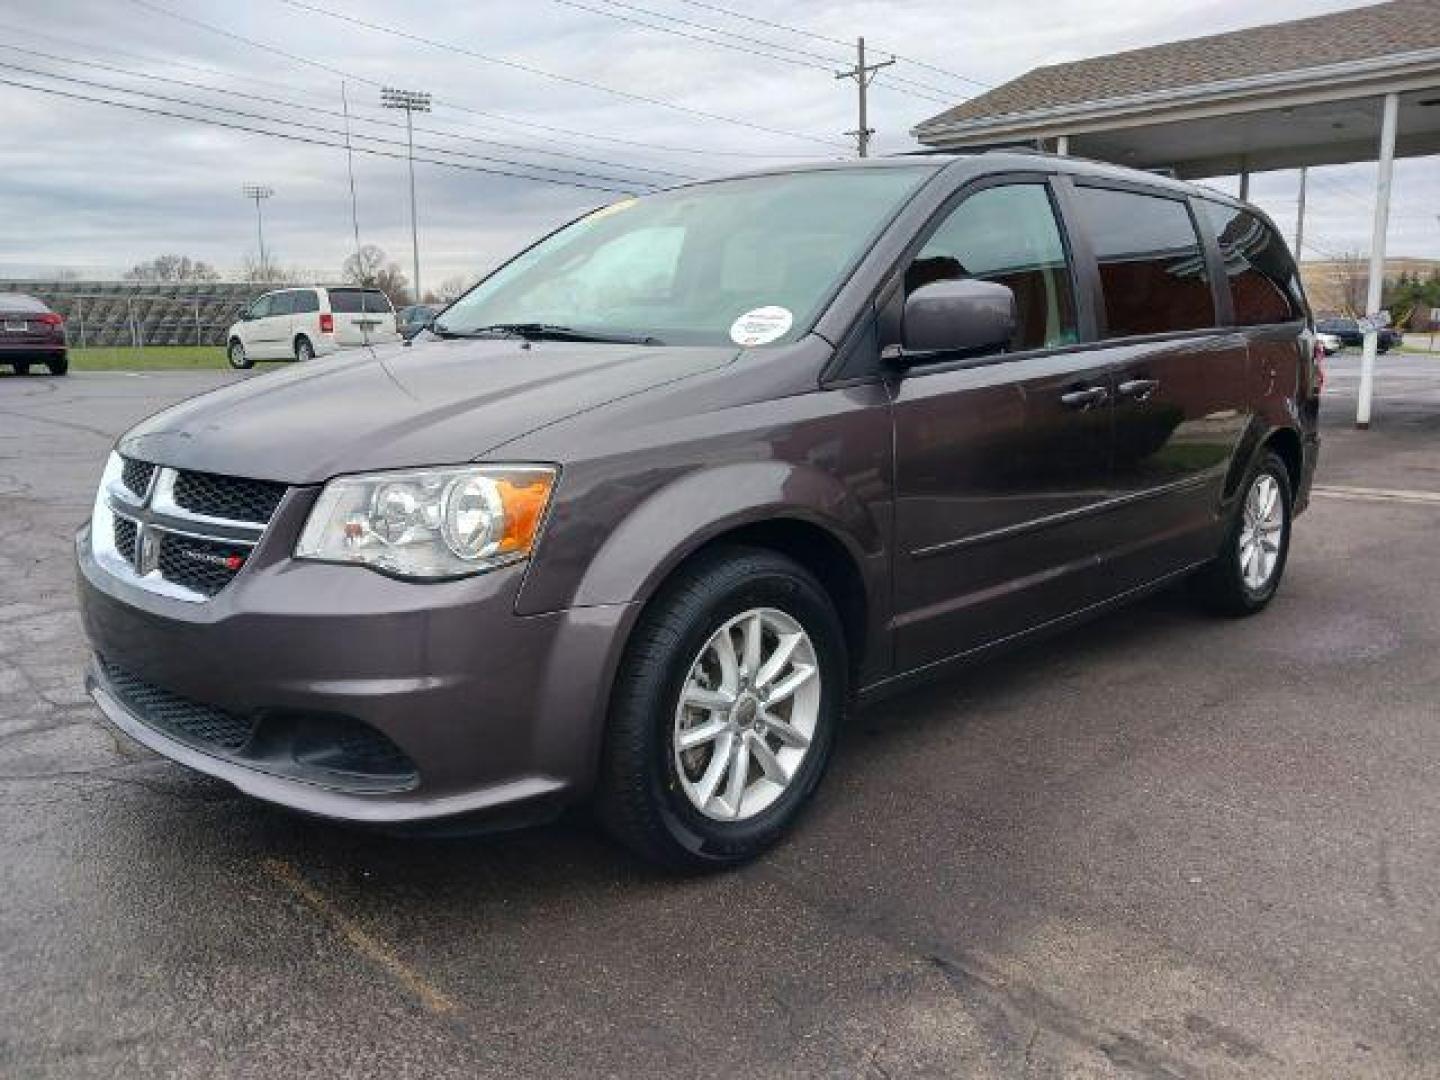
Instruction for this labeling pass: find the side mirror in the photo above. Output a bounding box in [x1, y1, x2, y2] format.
[890, 278, 1017, 364]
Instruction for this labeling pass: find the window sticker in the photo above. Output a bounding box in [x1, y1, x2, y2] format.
[729, 306, 793, 347]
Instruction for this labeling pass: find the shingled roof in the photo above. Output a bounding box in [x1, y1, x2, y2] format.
[916, 0, 1440, 132]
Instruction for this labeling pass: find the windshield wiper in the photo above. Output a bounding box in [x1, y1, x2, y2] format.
[440, 324, 659, 344]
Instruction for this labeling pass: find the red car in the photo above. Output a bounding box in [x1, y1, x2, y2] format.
[0, 293, 67, 375]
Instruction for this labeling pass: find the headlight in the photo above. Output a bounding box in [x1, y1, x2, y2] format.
[295, 465, 557, 580]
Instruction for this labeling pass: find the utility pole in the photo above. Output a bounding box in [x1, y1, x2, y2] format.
[381, 86, 431, 303]
[1294, 166, 1308, 260]
[835, 37, 894, 158]
[241, 183, 275, 280]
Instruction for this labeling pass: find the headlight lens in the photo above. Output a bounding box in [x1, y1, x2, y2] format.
[295, 465, 557, 579]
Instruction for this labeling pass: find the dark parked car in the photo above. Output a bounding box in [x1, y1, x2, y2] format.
[76, 155, 1319, 868]
[397, 303, 440, 340]
[0, 292, 67, 375]
[1315, 316, 1402, 352]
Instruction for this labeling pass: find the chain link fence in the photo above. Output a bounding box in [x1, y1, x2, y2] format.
[2, 280, 267, 347]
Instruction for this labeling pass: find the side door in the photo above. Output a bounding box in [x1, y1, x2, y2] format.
[238, 293, 275, 355]
[252, 290, 294, 358]
[290, 288, 320, 349]
[1063, 181, 1250, 591]
[888, 177, 1117, 673]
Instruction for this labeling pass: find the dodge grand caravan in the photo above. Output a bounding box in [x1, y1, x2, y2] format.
[77, 155, 1320, 868]
[225, 286, 399, 369]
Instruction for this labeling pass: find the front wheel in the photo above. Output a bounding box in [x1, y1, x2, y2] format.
[227, 340, 253, 370]
[596, 546, 846, 869]
[1192, 451, 1292, 615]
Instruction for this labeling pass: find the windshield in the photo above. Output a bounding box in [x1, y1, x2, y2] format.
[437, 167, 936, 347]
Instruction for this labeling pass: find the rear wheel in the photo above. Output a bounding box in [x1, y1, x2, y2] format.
[227, 339, 253, 370]
[12, 362, 30, 376]
[46, 355, 68, 376]
[596, 546, 846, 869]
[1192, 450, 1292, 615]
[294, 336, 315, 363]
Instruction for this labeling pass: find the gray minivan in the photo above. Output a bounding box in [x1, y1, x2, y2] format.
[77, 154, 1320, 867]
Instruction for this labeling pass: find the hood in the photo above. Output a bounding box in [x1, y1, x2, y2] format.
[118, 338, 737, 484]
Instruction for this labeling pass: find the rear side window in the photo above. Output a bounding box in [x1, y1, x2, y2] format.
[272, 292, 298, 315]
[292, 290, 320, 313]
[906, 183, 1078, 351]
[1199, 203, 1303, 325]
[1074, 186, 1214, 337]
[329, 289, 393, 314]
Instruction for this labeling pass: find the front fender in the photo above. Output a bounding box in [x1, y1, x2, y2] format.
[517, 459, 887, 616]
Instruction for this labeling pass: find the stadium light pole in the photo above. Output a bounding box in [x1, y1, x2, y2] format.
[381, 86, 431, 303]
[241, 183, 275, 280]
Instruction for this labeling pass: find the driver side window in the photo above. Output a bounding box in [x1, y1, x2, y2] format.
[908, 183, 1078, 352]
[248, 295, 274, 320]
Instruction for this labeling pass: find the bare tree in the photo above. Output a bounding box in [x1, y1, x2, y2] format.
[125, 254, 221, 283]
[432, 274, 476, 304]
[240, 253, 293, 285]
[1331, 252, 1370, 316]
[342, 244, 412, 307]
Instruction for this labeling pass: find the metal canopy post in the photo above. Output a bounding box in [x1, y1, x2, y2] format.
[1055, 134, 1069, 156]
[1356, 91, 1399, 430]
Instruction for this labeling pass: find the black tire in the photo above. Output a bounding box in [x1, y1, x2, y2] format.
[227, 339, 253, 370]
[1192, 450, 1293, 616]
[596, 545, 847, 870]
[294, 336, 315, 363]
[46, 355, 68, 376]
[12, 362, 29, 376]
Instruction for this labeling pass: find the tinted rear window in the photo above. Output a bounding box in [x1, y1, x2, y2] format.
[1075, 186, 1214, 337]
[0, 293, 49, 313]
[329, 289, 392, 314]
[1200, 203, 1303, 325]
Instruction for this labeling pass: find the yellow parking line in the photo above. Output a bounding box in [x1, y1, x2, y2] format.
[261, 857, 457, 1015]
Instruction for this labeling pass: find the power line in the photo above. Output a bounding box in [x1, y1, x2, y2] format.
[0, 40, 695, 183]
[0, 58, 667, 190]
[0, 19, 810, 162]
[550, 0, 961, 104]
[665, 0, 992, 89]
[266, 0, 848, 148]
[0, 73, 645, 194]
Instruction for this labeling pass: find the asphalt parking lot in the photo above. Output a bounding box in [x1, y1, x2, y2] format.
[3, 354, 1440, 1079]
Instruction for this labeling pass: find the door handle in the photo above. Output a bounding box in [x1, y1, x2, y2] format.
[1117, 378, 1160, 401]
[1060, 386, 1109, 409]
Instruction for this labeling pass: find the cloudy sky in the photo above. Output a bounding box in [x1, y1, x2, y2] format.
[1, 0, 1436, 292]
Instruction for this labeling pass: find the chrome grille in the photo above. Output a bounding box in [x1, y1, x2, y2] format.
[156, 533, 247, 597]
[112, 516, 137, 562]
[172, 470, 286, 524]
[121, 458, 155, 498]
[93, 454, 285, 603]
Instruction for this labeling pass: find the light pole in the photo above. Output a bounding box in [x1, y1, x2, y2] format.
[381, 86, 431, 303]
[241, 183, 275, 280]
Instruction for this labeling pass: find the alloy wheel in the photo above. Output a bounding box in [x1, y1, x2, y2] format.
[1239, 473, 1285, 592]
[672, 607, 821, 822]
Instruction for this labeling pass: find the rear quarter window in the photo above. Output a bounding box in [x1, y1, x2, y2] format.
[1199, 202, 1304, 325]
[328, 289, 393, 314]
[1074, 186, 1214, 337]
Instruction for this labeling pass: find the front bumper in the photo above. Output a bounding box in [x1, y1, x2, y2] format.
[76, 500, 634, 826]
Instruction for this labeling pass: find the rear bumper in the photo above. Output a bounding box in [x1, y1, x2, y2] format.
[76, 507, 636, 826]
[0, 343, 65, 358]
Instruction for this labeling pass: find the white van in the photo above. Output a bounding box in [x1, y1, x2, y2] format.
[225, 287, 400, 369]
